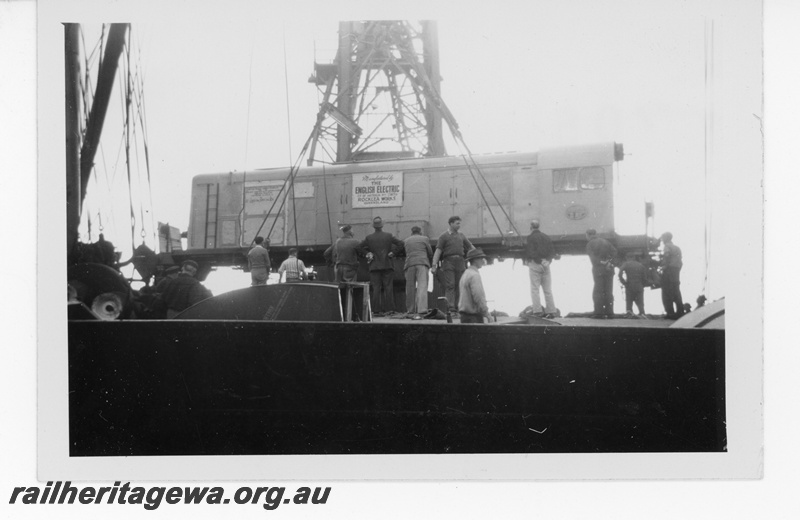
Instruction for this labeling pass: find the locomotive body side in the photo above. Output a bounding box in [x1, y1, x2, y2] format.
[186, 142, 619, 253]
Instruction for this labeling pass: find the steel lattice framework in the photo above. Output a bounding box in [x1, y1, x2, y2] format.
[307, 20, 454, 165]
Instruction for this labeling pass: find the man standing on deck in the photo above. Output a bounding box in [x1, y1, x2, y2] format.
[585, 228, 617, 318]
[431, 216, 475, 313]
[402, 226, 433, 315]
[324, 225, 362, 282]
[161, 260, 213, 318]
[619, 253, 647, 317]
[458, 248, 491, 324]
[360, 216, 404, 315]
[278, 248, 307, 282]
[659, 231, 685, 318]
[247, 236, 271, 286]
[525, 219, 558, 318]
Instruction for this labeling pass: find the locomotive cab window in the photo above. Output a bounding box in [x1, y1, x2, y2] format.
[579, 166, 605, 189]
[553, 168, 579, 192]
[552, 167, 605, 192]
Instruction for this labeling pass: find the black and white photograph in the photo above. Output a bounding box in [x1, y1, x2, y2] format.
[31, 0, 766, 489]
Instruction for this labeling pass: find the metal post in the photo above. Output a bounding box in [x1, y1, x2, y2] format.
[65, 23, 82, 258]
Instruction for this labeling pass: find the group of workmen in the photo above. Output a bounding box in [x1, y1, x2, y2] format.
[246, 216, 687, 323]
[527, 221, 686, 320]
[321, 215, 490, 322]
[155, 215, 685, 323]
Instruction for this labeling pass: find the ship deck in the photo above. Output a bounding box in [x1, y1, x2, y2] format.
[372, 313, 677, 328]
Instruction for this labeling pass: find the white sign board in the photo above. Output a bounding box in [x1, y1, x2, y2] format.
[352, 172, 403, 208]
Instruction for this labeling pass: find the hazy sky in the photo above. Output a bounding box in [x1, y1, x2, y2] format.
[41, 0, 762, 313]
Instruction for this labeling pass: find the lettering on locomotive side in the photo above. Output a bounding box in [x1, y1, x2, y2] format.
[352, 172, 403, 208]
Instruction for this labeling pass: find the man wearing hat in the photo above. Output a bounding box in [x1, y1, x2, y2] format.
[323, 225, 362, 282]
[458, 248, 491, 324]
[247, 236, 271, 286]
[659, 231, 685, 318]
[161, 260, 213, 318]
[360, 216, 404, 315]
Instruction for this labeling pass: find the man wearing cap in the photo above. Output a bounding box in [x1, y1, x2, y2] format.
[278, 248, 307, 282]
[431, 216, 475, 312]
[458, 248, 490, 324]
[155, 265, 180, 293]
[525, 219, 558, 318]
[585, 228, 618, 318]
[360, 216, 404, 315]
[161, 260, 213, 318]
[141, 265, 181, 319]
[659, 231, 685, 318]
[247, 236, 271, 286]
[402, 226, 433, 315]
[324, 225, 362, 282]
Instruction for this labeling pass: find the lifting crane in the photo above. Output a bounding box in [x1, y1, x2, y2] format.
[306, 21, 451, 164]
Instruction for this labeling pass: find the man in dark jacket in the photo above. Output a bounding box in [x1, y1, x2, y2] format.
[430, 216, 475, 312]
[618, 254, 647, 317]
[659, 231, 685, 318]
[324, 225, 362, 282]
[585, 228, 617, 318]
[525, 219, 558, 318]
[360, 217, 404, 315]
[161, 260, 213, 318]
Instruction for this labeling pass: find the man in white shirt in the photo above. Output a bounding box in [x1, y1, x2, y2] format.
[278, 248, 307, 282]
[458, 248, 490, 324]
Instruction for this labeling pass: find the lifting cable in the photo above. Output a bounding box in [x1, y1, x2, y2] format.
[304, 21, 518, 242]
[133, 33, 156, 246]
[238, 34, 256, 246]
[261, 130, 318, 243]
[283, 25, 299, 247]
[702, 18, 714, 298]
[312, 59, 335, 245]
[131, 76, 147, 243]
[122, 31, 137, 255]
[248, 128, 317, 246]
[395, 23, 521, 239]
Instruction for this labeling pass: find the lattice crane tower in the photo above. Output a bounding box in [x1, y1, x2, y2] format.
[307, 20, 455, 165]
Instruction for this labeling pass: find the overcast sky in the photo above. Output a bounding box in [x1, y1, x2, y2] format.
[40, 0, 762, 312]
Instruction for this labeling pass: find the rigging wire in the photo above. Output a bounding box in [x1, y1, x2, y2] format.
[308, 21, 519, 241]
[703, 18, 714, 298]
[123, 31, 137, 255]
[313, 37, 335, 243]
[283, 25, 299, 246]
[238, 33, 256, 246]
[322, 163, 333, 244]
[398, 26, 520, 239]
[132, 29, 156, 247]
[128, 64, 146, 243]
[249, 127, 319, 244]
